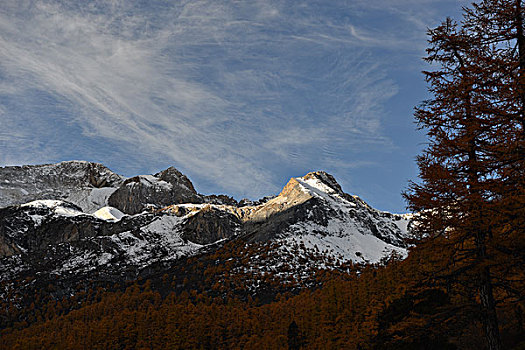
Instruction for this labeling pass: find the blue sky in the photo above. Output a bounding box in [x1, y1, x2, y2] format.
[0, 0, 466, 212]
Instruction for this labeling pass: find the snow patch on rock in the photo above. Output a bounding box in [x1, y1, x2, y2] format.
[93, 206, 125, 221]
[21, 200, 84, 217]
[66, 187, 118, 213]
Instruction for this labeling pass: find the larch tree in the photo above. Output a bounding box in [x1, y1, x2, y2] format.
[405, 1, 525, 349]
[462, 0, 525, 240]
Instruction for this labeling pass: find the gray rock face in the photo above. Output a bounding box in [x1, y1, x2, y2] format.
[0, 201, 215, 285]
[203, 194, 239, 206]
[107, 167, 203, 215]
[243, 197, 330, 242]
[0, 201, 92, 253]
[0, 161, 124, 211]
[180, 205, 241, 245]
[156, 167, 197, 193]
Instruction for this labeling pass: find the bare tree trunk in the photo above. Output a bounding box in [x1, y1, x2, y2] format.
[478, 266, 502, 350]
[468, 118, 501, 350]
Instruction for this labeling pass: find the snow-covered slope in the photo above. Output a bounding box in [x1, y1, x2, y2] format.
[0, 200, 212, 285]
[21, 199, 85, 217]
[55, 214, 204, 276]
[275, 172, 409, 264]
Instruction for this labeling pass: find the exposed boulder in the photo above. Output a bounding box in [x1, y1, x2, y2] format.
[107, 168, 203, 215]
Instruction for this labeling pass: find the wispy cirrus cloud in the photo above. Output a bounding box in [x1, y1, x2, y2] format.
[0, 0, 461, 208]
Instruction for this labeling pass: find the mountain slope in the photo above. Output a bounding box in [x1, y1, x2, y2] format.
[0, 161, 412, 303]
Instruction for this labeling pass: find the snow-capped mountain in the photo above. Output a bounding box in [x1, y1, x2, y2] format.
[0, 161, 412, 300]
[163, 171, 410, 264]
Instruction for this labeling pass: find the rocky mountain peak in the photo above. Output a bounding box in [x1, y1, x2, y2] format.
[274, 170, 343, 204]
[214, 171, 352, 226]
[154, 167, 197, 193]
[107, 168, 203, 215]
[301, 171, 344, 195]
